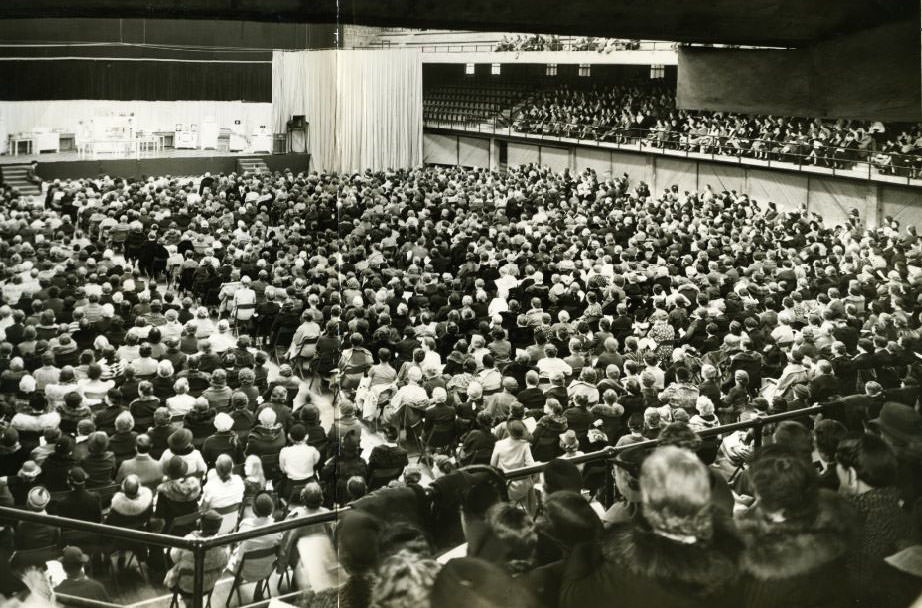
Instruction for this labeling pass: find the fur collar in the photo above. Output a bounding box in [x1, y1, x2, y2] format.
[736, 490, 855, 580]
[601, 516, 742, 598]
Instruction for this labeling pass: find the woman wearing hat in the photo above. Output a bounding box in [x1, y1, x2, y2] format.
[7, 460, 43, 507]
[736, 444, 856, 608]
[836, 434, 913, 606]
[81, 431, 116, 488]
[202, 412, 239, 467]
[159, 428, 207, 479]
[491, 419, 538, 515]
[558, 430, 585, 472]
[561, 446, 742, 608]
[15, 486, 59, 550]
[164, 509, 229, 596]
[156, 455, 202, 528]
[184, 398, 218, 449]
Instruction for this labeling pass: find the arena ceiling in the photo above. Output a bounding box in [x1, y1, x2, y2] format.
[3, 0, 916, 47]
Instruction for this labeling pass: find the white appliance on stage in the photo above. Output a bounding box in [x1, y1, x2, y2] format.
[229, 120, 247, 152]
[174, 124, 198, 149]
[32, 128, 60, 153]
[251, 125, 272, 154]
[199, 117, 218, 150]
[0, 116, 6, 155]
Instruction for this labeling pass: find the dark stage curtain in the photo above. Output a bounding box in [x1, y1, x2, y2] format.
[0, 60, 271, 102]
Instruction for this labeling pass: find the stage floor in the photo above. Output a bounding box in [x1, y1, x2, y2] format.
[0, 150, 310, 180]
[0, 147, 271, 165]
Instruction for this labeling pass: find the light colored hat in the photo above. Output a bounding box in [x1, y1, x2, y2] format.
[19, 460, 42, 480]
[214, 412, 234, 432]
[27, 486, 50, 511]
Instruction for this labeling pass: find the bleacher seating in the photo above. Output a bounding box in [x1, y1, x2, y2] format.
[423, 83, 531, 126]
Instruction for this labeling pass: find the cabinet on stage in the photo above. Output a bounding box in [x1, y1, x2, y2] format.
[174, 124, 198, 149]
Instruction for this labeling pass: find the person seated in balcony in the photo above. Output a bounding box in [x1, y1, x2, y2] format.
[54, 546, 110, 605]
[164, 510, 229, 596]
[225, 492, 282, 581]
[116, 434, 163, 490]
[50, 467, 101, 523]
[15, 486, 58, 550]
[200, 454, 245, 511]
[79, 431, 116, 489]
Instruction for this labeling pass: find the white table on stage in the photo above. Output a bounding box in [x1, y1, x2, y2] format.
[251, 133, 272, 154]
[32, 129, 60, 153]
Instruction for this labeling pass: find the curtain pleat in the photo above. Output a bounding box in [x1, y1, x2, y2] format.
[272, 48, 422, 172]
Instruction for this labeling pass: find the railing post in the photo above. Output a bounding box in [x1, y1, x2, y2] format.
[192, 540, 205, 608]
[603, 447, 616, 508]
[752, 417, 765, 449]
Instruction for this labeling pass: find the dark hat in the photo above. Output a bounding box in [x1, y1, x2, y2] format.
[60, 546, 89, 568]
[336, 511, 381, 574]
[613, 445, 650, 478]
[300, 405, 320, 424]
[164, 455, 189, 480]
[68, 466, 87, 486]
[431, 558, 539, 608]
[168, 428, 193, 453]
[543, 458, 583, 494]
[870, 402, 922, 443]
[0, 426, 19, 449]
[200, 510, 222, 536]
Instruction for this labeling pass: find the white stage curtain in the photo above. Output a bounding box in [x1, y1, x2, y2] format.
[273, 49, 422, 172]
[0, 100, 271, 137]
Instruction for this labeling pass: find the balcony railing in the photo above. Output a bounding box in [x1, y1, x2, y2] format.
[422, 117, 922, 187]
[357, 39, 677, 53]
[0, 400, 838, 608]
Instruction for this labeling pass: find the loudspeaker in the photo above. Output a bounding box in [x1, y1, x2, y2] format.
[287, 115, 306, 129]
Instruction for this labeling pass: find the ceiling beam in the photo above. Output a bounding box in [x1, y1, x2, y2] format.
[0, 0, 914, 47]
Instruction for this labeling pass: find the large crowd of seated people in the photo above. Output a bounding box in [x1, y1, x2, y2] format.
[494, 34, 642, 52]
[0, 162, 920, 608]
[504, 83, 922, 176]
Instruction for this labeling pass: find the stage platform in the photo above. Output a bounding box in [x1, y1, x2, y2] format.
[0, 148, 310, 180]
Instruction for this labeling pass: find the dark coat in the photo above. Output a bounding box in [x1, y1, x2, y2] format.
[560, 517, 743, 608]
[52, 488, 102, 523]
[15, 520, 59, 550]
[736, 490, 857, 608]
[201, 431, 238, 466]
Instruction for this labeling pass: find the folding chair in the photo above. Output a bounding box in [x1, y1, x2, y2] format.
[225, 546, 278, 607]
[169, 565, 222, 608]
[105, 508, 153, 574]
[214, 502, 242, 535]
[232, 304, 256, 336]
[95, 483, 122, 512]
[259, 452, 282, 485]
[166, 510, 203, 537]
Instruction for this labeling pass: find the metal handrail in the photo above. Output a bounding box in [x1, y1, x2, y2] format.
[0, 401, 832, 548]
[0, 399, 841, 608]
[198, 507, 346, 549]
[422, 119, 922, 187]
[0, 506, 196, 550]
[504, 403, 826, 479]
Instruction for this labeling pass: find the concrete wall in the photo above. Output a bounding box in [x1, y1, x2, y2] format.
[423, 130, 921, 228]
